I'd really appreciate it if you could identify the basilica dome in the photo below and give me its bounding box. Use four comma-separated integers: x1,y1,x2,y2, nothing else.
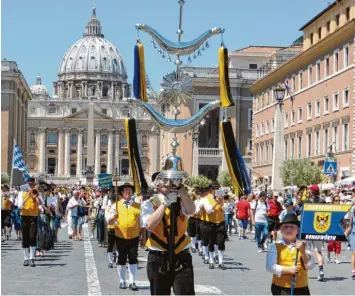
30,75,49,98
58,8,127,80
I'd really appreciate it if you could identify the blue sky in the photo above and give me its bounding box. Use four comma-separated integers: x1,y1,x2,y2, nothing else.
2,0,330,92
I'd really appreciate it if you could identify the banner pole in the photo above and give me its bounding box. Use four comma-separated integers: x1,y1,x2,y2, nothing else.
9,138,16,188
290,207,305,295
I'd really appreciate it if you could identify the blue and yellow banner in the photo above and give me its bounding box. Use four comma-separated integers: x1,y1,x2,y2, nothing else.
97,173,113,188
300,203,352,242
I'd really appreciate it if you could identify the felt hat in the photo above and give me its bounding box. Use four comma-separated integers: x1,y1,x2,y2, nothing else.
118,182,135,194
280,213,300,227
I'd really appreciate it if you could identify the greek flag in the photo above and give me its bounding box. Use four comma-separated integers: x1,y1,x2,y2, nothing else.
13,144,31,181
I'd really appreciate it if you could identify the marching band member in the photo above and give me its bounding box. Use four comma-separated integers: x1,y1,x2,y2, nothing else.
105,191,118,268
142,180,195,295
199,185,227,270
17,177,42,267
187,189,199,252
107,183,145,291
1,184,13,242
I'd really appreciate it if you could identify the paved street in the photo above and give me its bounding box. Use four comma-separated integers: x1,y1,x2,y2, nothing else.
1,224,354,295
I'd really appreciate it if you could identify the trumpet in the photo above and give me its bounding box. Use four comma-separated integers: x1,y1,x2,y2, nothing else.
29,188,39,198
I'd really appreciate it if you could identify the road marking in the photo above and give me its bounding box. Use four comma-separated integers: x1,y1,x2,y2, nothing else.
138,256,147,262
83,224,102,296
134,281,224,294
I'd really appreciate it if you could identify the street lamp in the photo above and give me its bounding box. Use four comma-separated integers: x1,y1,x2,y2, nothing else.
274,86,286,104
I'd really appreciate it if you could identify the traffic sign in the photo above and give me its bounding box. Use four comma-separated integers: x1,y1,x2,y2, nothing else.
324,161,337,176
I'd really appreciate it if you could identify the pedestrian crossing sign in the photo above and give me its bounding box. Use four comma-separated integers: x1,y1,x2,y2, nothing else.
324,161,337,176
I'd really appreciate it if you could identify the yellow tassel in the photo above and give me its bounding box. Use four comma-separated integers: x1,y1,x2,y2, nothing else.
138,44,148,102
125,118,141,194
220,121,242,195
219,46,234,107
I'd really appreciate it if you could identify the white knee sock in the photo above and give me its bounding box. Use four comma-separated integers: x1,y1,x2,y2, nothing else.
23,248,29,260
107,252,113,263
209,251,214,264
214,245,218,257
203,246,209,258
198,240,202,251
191,237,197,248
118,265,126,283
128,264,137,284
218,250,224,265
29,247,36,259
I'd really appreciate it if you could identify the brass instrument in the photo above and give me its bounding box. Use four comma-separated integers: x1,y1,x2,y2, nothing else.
29,188,39,198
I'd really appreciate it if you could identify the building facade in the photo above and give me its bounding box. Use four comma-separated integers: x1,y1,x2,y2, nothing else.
1,60,33,184
250,0,355,187
27,9,160,184
159,45,300,181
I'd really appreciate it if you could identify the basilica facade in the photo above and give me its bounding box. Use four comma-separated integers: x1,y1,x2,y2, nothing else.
27,9,160,184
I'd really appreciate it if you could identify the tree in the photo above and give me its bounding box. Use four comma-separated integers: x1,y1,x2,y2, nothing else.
217,170,232,188
189,175,212,189
280,158,323,187
1,173,10,185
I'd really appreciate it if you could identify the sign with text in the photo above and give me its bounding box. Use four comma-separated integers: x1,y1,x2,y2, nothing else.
300,203,352,241
97,173,113,188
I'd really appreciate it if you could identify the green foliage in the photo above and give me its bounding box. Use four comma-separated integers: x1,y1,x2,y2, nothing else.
217,170,232,187
189,175,212,189
280,158,323,187
1,173,10,185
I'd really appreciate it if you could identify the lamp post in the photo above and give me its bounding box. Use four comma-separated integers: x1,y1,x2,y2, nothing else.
192,125,199,176
271,86,286,193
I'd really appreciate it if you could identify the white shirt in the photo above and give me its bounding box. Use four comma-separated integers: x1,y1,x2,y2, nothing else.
196,196,215,214
106,198,143,228
141,194,190,251
17,191,43,211
266,240,316,277
68,197,82,216
251,200,269,223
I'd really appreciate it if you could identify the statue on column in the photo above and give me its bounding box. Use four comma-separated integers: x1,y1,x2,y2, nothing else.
96,84,101,99
77,87,82,98
115,86,121,100
108,86,113,99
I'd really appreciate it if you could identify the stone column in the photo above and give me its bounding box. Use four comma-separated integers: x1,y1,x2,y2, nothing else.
271,103,285,192
64,128,71,176
38,128,46,173
57,128,64,176
95,129,101,174
107,130,113,174
77,129,83,177
192,128,199,177
151,134,158,173
114,130,120,174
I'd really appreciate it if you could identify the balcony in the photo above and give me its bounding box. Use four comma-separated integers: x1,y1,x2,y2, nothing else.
198,148,222,166
46,142,57,147
182,66,259,80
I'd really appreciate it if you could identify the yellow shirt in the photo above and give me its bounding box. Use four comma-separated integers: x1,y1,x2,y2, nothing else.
2,196,12,210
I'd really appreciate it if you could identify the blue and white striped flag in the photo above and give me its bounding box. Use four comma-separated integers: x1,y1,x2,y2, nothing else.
13,144,31,181
284,80,295,101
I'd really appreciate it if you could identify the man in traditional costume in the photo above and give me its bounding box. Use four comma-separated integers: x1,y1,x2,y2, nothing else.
107,183,145,291
17,177,42,267
142,178,195,295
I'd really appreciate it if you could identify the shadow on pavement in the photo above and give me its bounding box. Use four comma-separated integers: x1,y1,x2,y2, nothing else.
35,263,67,267
309,276,348,281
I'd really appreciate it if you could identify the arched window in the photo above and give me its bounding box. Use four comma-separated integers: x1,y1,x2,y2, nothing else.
121,135,127,148
30,133,36,144
142,135,148,148
71,134,77,145
101,134,107,145
70,164,76,176
47,131,57,144
102,86,108,97
101,165,107,173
